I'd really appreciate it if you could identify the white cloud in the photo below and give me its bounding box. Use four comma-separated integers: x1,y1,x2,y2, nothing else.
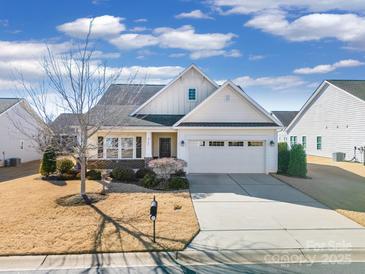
249,54,265,61
209,0,365,15
169,53,186,58
190,49,241,59
134,18,148,23
155,25,236,51
129,26,148,32
109,33,159,49
245,12,365,44
294,59,364,74
233,75,306,90
0,78,20,90
57,15,125,38
175,10,213,20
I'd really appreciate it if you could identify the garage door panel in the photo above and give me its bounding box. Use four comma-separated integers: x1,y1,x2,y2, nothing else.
188,140,265,173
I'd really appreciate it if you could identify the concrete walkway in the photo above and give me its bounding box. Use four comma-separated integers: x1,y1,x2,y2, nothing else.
188,174,365,251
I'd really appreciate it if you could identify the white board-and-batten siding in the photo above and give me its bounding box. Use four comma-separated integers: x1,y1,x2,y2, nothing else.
287,84,365,160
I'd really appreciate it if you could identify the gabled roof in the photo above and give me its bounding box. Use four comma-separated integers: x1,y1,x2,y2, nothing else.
327,80,365,102
130,64,219,116
286,80,365,133
0,98,21,115
174,81,282,128
51,113,80,134
271,111,299,127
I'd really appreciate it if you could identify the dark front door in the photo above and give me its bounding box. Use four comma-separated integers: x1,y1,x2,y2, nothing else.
159,138,171,158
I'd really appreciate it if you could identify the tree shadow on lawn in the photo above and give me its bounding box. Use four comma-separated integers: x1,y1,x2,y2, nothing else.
79,204,192,273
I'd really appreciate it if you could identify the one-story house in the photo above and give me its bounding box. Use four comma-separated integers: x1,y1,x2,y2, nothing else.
286,80,365,162
81,65,282,174
271,111,299,143
0,98,43,164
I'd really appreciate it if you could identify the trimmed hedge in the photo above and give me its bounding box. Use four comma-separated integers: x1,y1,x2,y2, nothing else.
288,144,307,178
135,167,155,179
86,169,102,180
111,167,136,182
142,173,159,189
278,142,290,174
168,177,189,190
57,159,74,175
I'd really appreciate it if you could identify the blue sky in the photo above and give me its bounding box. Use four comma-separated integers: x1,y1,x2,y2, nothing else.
1,0,365,112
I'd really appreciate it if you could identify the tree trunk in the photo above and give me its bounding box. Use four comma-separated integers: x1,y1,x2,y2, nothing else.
80,156,86,195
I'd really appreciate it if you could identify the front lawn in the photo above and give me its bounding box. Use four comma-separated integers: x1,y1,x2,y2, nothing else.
0,175,199,255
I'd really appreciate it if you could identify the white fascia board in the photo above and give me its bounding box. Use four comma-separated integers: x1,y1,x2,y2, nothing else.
0,99,21,117
175,126,281,130
173,80,281,127
286,80,328,134
130,64,219,116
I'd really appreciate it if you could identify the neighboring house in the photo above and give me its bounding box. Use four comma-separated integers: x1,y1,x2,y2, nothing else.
83,65,282,174
286,80,365,162
271,111,299,142
51,113,79,153
0,98,43,164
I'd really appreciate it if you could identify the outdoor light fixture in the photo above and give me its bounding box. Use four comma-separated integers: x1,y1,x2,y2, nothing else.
150,196,158,243
270,140,275,146
180,140,185,146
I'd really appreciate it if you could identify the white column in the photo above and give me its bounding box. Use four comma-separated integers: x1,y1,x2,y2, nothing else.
145,131,152,158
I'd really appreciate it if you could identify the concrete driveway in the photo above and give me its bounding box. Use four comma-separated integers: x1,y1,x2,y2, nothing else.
187,174,365,251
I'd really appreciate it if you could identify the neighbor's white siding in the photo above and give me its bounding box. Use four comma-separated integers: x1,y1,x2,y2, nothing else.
177,128,278,173
0,102,41,163
184,85,272,123
287,84,365,160
137,67,217,115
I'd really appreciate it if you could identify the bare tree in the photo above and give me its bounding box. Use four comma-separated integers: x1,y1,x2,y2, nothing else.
13,21,145,197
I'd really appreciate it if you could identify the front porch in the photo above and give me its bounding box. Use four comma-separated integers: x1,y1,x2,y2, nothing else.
88,130,177,169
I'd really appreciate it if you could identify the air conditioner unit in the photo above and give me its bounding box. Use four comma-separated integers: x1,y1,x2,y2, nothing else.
332,152,346,162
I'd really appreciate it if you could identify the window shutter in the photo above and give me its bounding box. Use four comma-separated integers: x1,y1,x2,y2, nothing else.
136,137,142,158
97,137,104,158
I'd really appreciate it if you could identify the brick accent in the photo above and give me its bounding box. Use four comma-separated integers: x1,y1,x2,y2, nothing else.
87,159,145,169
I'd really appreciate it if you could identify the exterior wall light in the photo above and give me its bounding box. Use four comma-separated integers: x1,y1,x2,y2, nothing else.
270,140,275,146
180,140,185,146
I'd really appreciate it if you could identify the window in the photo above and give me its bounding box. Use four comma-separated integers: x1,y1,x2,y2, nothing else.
199,141,206,146
121,138,133,158
316,136,322,150
20,140,24,150
136,137,142,158
302,136,307,149
188,88,196,101
209,141,224,147
290,136,297,146
248,141,264,147
228,141,244,147
97,137,104,158
105,138,118,159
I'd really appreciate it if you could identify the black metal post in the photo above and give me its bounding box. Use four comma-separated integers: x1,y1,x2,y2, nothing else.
153,219,156,243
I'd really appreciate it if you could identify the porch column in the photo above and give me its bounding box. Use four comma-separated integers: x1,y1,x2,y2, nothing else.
145,131,152,158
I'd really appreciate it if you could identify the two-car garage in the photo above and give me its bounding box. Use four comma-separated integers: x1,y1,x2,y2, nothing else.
187,139,267,174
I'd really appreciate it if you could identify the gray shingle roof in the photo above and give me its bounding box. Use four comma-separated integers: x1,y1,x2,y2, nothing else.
0,98,21,115
271,111,299,127
327,80,365,102
51,113,80,133
178,122,279,127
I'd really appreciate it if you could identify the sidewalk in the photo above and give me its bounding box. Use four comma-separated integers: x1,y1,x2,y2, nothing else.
1,248,365,272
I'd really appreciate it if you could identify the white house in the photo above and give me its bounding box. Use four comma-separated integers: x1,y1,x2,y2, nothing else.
0,98,43,164
271,111,299,143
76,65,282,174
286,80,365,162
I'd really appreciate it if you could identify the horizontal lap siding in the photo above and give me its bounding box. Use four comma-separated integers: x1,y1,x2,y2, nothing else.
288,85,365,160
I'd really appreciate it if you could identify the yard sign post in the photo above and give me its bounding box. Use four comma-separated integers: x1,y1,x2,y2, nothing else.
150,195,158,243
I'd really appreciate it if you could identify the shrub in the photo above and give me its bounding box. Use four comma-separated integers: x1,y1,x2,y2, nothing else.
288,144,307,178
168,177,189,190
142,173,159,189
86,169,102,180
40,147,57,177
135,167,155,179
57,159,74,175
173,169,186,177
111,167,135,182
148,158,187,180
278,142,290,174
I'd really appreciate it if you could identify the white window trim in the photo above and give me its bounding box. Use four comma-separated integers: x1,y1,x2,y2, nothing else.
104,136,138,160
316,136,322,150
302,136,307,149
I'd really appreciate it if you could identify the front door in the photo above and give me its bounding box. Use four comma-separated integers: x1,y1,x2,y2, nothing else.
159,138,171,158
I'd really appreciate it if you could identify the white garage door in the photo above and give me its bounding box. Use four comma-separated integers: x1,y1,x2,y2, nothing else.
188,140,266,173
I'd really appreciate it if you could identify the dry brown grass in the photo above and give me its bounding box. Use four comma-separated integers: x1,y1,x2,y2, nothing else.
0,175,199,255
